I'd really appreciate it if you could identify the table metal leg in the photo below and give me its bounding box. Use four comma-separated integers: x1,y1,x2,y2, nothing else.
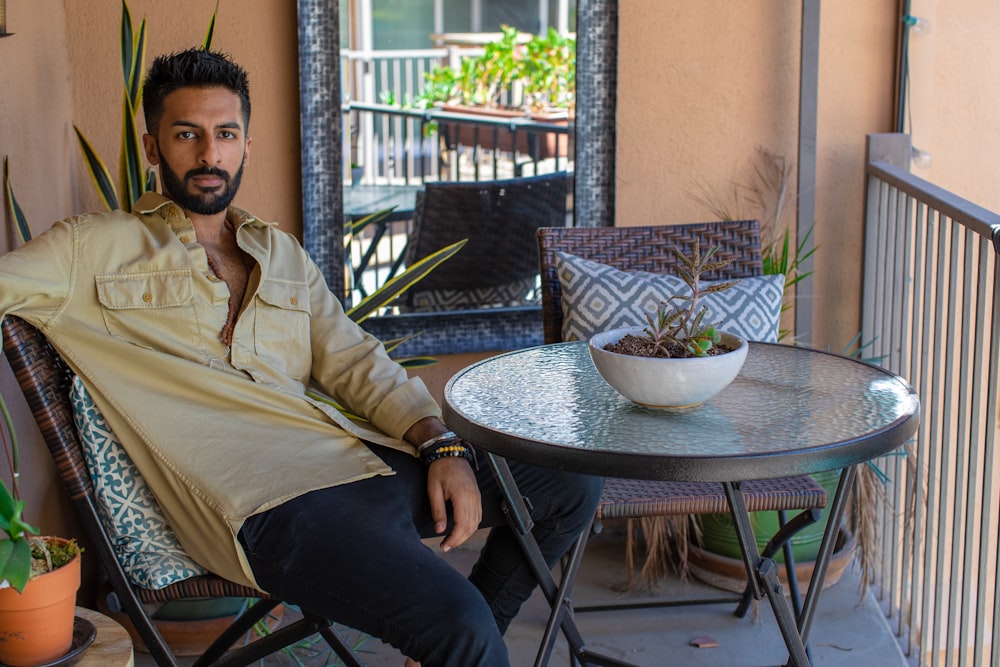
484,453,636,667
723,481,811,667
797,465,856,647
724,465,858,667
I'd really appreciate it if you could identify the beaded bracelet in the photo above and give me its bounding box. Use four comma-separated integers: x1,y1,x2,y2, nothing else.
421,442,475,466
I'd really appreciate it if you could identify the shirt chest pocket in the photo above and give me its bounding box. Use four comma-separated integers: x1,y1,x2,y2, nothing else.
254,279,312,381
96,271,202,354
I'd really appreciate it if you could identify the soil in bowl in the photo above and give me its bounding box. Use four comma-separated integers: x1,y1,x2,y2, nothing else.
602,333,738,358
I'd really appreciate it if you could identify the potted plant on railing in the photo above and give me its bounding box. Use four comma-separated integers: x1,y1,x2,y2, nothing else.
0,399,84,667
415,25,575,159
588,241,749,409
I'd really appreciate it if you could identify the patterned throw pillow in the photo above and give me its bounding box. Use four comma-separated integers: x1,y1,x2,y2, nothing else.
70,376,207,589
555,251,786,343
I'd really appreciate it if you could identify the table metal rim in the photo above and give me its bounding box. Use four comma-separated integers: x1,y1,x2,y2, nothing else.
442,342,921,482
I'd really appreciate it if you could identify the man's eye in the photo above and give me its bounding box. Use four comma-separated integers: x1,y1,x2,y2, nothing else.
178,131,196,139
219,131,237,139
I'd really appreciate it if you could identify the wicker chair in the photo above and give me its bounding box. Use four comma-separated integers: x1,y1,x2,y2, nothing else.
537,222,829,613
0,316,363,667
400,171,570,311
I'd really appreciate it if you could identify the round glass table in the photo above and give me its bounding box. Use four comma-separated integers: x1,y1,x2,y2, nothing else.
443,341,920,666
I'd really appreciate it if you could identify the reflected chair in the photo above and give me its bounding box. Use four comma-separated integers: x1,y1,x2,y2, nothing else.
536,222,829,614
1,316,364,667
400,171,570,311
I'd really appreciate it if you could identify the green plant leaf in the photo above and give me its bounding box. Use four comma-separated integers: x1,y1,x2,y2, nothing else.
127,14,147,111
120,91,147,210
119,0,135,101
202,1,219,50
348,207,396,237
3,157,31,244
346,239,467,323
0,538,32,593
394,356,438,369
74,126,120,211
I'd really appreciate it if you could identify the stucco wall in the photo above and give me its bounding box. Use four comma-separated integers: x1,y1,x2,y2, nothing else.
0,0,79,552
906,0,1000,213
63,1,303,235
617,1,898,351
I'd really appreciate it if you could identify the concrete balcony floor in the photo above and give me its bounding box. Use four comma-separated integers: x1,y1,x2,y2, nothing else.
133,526,908,667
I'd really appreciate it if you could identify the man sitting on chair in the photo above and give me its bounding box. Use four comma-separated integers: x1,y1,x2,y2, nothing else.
0,48,601,667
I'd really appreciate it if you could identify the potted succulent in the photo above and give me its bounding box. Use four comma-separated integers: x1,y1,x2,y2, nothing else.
0,401,83,667
588,242,748,409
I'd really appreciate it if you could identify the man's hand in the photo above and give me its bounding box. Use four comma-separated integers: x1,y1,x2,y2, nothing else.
426,456,481,552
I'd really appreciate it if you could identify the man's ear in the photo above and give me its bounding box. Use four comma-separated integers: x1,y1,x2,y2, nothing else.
243,135,252,167
142,134,159,165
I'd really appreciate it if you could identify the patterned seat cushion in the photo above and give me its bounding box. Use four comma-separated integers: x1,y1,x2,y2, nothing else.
70,376,207,589
554,251,785,343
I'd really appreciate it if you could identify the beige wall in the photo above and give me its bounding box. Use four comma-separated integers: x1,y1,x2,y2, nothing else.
62,1,303,235
906,0,1000,213
0,0,79,552
617,0,899,351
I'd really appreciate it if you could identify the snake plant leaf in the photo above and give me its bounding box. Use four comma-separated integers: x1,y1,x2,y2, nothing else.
74,126,119,212
347,239,467,323
120,92,145,210
129,18,147,112
380,332,422,354
348,207,395,238
394,356,438,369
2,157,31,244
202,1,219,50
119,0,135,101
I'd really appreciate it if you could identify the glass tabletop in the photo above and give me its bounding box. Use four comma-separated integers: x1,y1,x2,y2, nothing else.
443,341,920,482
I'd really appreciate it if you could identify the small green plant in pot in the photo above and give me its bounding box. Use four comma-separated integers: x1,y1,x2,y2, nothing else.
588,242,749,409
0,402,82,667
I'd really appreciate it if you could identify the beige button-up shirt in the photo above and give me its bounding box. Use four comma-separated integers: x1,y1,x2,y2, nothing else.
0,193,441,588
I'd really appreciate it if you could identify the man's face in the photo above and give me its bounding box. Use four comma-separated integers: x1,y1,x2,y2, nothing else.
142,86,251,216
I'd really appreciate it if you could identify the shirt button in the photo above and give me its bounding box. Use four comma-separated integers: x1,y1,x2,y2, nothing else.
142,292,152,303
180,235,191,243
290,297,298,306
207,275,219,282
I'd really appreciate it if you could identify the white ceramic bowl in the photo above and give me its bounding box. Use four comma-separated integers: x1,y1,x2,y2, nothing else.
588,326,749,408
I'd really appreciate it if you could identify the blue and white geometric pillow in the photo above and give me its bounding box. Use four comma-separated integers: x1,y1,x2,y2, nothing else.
554,251,786,343
70,376,207,589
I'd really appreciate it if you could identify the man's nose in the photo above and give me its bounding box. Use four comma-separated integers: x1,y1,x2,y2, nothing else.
198,137,222,165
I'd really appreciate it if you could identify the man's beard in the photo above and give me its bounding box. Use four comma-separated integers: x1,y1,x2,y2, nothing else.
157,149,244,215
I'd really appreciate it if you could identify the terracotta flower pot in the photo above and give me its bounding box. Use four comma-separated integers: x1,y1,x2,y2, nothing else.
0,537,81,667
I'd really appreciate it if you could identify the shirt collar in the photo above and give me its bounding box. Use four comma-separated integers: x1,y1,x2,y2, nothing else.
133,192,278,232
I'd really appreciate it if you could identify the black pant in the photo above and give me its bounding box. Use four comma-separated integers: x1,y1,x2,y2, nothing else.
238,443,603,667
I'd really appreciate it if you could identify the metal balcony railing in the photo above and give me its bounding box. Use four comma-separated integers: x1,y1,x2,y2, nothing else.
863,133,1000,666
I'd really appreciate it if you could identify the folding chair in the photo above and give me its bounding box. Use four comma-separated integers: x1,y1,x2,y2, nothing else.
537,222,829,615
1,316,364,667
400,171,570,311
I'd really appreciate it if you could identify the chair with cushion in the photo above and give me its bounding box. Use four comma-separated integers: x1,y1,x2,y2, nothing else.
537,221,829,614
400,171,570,311
1,315,364,667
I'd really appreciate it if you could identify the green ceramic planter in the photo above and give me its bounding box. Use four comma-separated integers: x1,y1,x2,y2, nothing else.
697,469,842,563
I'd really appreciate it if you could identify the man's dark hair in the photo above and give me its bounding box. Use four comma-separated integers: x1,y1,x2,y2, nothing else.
142,48,251,135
